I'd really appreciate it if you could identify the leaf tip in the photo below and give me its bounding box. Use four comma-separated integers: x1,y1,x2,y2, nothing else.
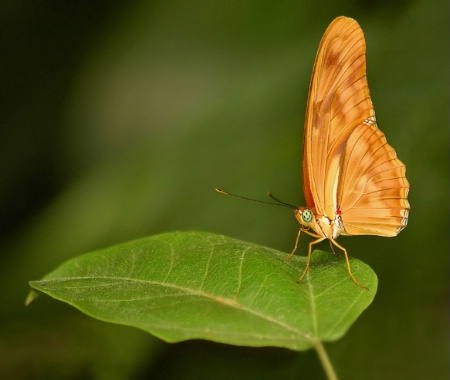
25,288,40,306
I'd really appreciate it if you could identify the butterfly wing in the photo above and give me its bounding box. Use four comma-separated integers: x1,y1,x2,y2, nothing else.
303,16,409,236
337,114,410,236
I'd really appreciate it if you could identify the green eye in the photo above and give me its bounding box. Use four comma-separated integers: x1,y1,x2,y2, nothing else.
302,209,313,223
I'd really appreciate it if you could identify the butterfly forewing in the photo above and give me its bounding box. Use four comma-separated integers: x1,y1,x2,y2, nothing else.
304,17,373,218
303,16,409,237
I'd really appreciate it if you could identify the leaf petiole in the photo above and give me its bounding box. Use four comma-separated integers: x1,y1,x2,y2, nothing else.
313,340,338,380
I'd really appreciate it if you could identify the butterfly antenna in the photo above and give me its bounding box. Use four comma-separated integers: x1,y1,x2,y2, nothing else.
267,192,297,208
215,188,296,209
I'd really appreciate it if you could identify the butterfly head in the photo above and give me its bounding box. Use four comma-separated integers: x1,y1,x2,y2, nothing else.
294,207,314,228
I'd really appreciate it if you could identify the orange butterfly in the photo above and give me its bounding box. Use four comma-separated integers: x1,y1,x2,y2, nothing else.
217,16,410,289
287,16,410,289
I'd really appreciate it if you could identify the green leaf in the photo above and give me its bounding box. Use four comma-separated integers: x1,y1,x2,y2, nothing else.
28,231,377,351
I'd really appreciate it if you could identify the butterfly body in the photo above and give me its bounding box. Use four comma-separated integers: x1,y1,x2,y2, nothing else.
294,207,345,240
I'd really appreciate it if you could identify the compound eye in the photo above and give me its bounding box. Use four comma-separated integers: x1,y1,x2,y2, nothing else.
302,208,313,223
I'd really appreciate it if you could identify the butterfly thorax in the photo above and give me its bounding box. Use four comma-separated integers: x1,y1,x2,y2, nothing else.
294,207,346,240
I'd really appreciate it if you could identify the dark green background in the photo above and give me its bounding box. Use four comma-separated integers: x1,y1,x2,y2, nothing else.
1,1,448,379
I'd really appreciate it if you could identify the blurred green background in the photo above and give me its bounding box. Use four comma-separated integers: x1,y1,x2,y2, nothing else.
1,1,448,379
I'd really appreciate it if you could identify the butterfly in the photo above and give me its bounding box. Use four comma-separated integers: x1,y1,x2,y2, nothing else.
285,16,410,289
217,16,410,289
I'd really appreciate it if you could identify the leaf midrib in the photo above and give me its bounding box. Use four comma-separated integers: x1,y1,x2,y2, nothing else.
34,275,313,341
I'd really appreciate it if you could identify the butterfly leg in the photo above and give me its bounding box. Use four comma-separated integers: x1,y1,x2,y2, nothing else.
283,228,303,261
296,237,325,283
328,240,337,255
284,227,322,262
330,239,368,290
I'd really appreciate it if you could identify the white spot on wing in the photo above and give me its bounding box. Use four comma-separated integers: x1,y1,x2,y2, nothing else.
363,115,376,126
398,209,409,233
